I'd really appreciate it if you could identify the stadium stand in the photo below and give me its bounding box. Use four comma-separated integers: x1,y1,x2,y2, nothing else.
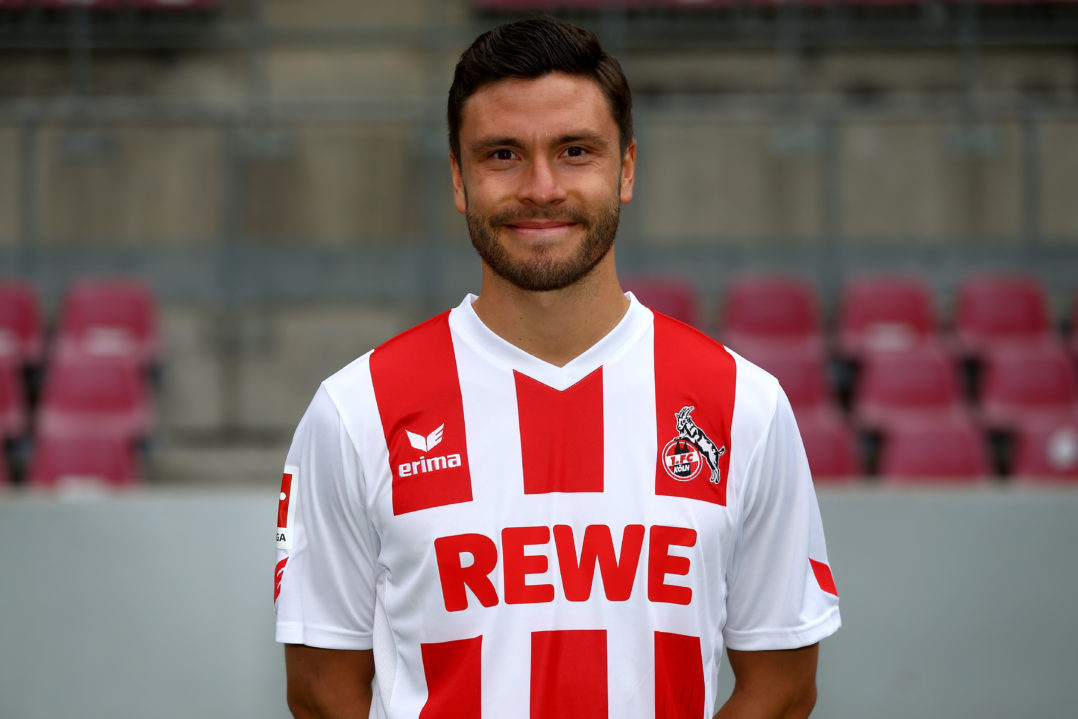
622,275,702,330
0,280,44,369
0,357,28,443
719,274,823,357
35,353,152,443
977,342,1078,433
54,278,160,370
1010,416,1078,482
836,274,937,360
795,411,862,483
953,274,1056,360
736,342,838,419
26,434,141,489
850,341,968,434
876,416,993,484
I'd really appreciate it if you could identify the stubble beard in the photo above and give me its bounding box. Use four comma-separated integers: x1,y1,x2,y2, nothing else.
466,199,621,293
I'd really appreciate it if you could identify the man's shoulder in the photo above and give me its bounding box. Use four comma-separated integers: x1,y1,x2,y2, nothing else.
322,309,455,399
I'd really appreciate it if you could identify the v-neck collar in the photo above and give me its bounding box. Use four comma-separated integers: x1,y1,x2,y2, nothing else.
448,292,653,391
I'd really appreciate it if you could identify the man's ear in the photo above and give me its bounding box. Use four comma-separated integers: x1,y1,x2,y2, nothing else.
450,152,468,215
619,139,637,205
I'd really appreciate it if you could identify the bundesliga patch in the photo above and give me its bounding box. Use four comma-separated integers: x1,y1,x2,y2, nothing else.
662,406,725,484
276,465,299,549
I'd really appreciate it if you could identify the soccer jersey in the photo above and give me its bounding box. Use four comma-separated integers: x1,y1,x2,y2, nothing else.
274,293,841,719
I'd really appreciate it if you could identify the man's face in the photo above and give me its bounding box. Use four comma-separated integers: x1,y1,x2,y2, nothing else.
451,73,636,292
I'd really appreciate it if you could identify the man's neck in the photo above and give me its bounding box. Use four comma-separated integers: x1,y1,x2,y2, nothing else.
470,257,630,368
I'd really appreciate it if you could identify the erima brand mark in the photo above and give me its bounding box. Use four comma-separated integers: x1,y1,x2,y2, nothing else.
407,424,444,452
662,406,725,484
399,423,461,477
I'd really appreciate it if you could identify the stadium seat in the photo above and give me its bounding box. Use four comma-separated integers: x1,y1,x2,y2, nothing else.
622,275,701,329
720,275,823,354
0,280,44,367
1070,288,1078,359
35,353,152,442
0,358,28,441
54,278,160,367
1010,416,1078,483
877,416,992,484
26,435,141,489
851,341,968,433
836,274,937,359
737,343,838,417
795,411,863,484
953,274,1055,358
978,342,1078,432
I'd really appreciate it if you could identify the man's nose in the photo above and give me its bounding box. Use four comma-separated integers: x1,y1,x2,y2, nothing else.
516,157,568,205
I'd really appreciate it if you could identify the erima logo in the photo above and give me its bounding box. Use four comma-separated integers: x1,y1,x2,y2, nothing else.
406,424,444,452
399,424,461,478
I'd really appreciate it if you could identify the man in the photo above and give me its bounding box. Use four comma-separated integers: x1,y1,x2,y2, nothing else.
275,16,840,719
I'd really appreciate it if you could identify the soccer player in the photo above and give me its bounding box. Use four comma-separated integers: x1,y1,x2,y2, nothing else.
275,16,840,719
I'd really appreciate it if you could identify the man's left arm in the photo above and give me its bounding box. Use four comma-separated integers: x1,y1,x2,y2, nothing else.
714,644,819,719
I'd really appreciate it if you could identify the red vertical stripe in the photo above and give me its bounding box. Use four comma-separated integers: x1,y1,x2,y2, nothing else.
370,312,473,516
419,636,483,719
654,632,705,719
530,630,608,719
515,368,604,494
653,314,737,507
277,472,293,529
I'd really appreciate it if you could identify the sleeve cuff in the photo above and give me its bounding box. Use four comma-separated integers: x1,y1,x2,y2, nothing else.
275,622,374,650
723,606,842,652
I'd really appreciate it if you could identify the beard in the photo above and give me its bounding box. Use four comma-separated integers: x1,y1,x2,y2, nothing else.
466,198,621,293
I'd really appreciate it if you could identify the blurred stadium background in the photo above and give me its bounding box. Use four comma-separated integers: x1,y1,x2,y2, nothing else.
1,0,1077,717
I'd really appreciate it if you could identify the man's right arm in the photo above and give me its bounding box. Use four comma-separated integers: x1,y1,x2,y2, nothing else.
285,645,375,719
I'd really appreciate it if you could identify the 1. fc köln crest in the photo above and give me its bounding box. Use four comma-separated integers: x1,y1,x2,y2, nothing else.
662,406,725,484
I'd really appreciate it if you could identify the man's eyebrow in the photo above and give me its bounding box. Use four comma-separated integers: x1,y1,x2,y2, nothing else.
467,137,523,156
555,131,610,148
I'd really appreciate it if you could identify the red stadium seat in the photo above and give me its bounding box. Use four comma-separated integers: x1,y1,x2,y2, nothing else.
737,343,837,416
836,274,937,359
851,342,967,433
720,275,823,354
1010,416,1078,483
0,358,28,441
622,276,702,329
877,417,992,484
36,354,152,442
0,280,44,367
795,411,863,484
1070,288,1078,360
26,435,141,489
978,343,1078,432
55,278,160,367
953,274,1055,358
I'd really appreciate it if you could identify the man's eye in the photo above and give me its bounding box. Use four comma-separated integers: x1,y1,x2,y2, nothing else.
564,146,587,158
493,149,515,161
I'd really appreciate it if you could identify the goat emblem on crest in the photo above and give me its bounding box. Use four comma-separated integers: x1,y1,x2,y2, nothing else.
662,406,725,484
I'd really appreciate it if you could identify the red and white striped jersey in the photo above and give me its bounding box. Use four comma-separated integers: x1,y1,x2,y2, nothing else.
275,293,840,719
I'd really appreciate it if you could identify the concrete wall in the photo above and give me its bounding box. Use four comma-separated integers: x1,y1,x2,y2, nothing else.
1,487,1075,719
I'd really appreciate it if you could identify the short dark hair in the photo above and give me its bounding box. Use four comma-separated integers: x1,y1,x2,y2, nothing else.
447,16,633,162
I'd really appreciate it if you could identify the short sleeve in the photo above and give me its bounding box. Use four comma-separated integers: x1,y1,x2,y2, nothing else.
722,388,841,651
274,384,379,650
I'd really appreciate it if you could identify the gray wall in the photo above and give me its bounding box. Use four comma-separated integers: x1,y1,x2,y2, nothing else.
1,487,1076,719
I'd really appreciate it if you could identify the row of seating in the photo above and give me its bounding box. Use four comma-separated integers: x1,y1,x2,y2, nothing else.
0,278,158,489
624,273,1078,483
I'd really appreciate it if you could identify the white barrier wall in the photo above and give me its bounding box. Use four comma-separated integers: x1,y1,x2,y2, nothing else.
1,486,1076,719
